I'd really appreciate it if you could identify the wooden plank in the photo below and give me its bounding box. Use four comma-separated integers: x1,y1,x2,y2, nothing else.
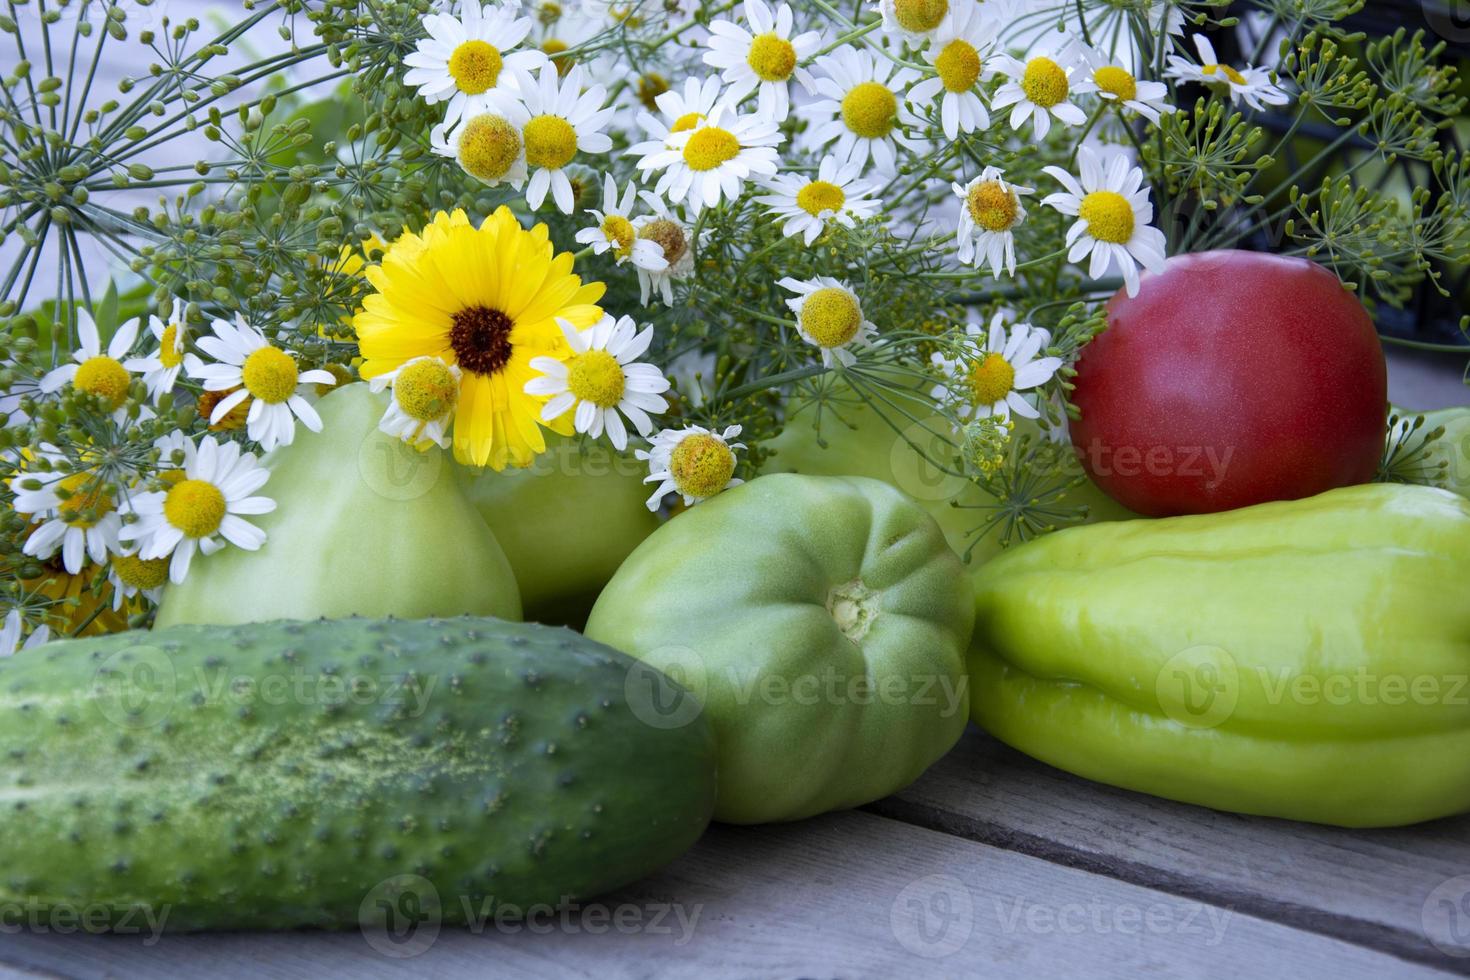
0,811,1448,979
876,726,1470,974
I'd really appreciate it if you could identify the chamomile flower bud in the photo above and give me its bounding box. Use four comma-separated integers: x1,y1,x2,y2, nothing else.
637,424,746,511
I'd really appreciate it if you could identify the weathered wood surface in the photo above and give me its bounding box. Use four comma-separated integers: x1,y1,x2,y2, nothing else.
0,806,1455,979
877,727,1470,974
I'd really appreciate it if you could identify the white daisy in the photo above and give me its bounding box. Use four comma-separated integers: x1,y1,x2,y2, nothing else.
805,45,921,173
754,155,881,245
526,314,671,450
39,308,141,421
631,192,698,307
633,102,783,213
952,166,1033,278
515,62,616,213
930,312,1062,422
1165,34,1290,111
1041,146,1168,297
184,316,338,452
12,451,123,575
627,75,728,155
576,175,669,271
990,43,1089,138
120,435,275,585
430,103,530,188
402,2,548,128
1073,44,1174,123
122,297,189,406
106,548,171,610
636,424,745,511
702,0,821,121
906,1,998,139
368,355,463,450
876,0,950,43
778,276,879,367
1,609,49,658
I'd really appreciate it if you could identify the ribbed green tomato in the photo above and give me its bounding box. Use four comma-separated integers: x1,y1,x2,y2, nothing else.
585,474,974,824
457,435,660,627
765,398,1136,566
155,383,520,626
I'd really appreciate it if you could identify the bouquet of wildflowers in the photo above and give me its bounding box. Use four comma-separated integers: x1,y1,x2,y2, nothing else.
1,0,1466,646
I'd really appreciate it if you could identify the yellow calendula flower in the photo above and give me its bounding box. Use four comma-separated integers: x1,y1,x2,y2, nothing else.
352,207,605,470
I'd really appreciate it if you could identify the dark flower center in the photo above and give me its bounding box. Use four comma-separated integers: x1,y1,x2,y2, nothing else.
450,305,514,375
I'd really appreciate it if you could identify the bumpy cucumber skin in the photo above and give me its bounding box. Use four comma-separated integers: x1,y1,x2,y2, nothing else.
0,617,716,930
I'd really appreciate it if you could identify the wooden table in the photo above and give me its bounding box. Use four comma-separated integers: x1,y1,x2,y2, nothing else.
2,725,1465,978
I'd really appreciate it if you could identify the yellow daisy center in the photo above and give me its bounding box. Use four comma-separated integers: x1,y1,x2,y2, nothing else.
637,73,669,111
841,81,897,139
241,346,299,404
670,434,736,499
1202,63,1247,86
111,553,170,592
523,115,578,170
602,214,636,257
448,40,504,95
164,479,227,539
539,2,563,25
969,353,1016,407
394,359,458,422
936,39,981,93
682,126,741,171
566,349,626,408
542,38,572,75
56,472,114,529
966,180,1019,232
639,218,688,266
457,113,523,182
1094,65,1138,102
159,323,184,369
449,305,515,377
892,0,947,33
800,287,862,348
1021,57,1069,108
1079,190,1136,244
747,33,797,82
670,111,704,133
796,180,846,217
74,356,130,409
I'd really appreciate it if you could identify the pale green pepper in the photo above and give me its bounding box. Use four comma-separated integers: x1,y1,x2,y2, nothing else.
967,482,1470,828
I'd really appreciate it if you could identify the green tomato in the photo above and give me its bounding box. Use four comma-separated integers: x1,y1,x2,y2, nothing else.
457,435,661,627
155,383,520,627
585,473,974,824
764,397,1136,567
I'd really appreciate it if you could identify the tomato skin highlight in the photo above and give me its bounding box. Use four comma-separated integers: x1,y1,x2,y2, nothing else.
1069,250,1388,516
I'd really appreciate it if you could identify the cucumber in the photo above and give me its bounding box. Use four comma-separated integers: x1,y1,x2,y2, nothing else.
0,617,717,931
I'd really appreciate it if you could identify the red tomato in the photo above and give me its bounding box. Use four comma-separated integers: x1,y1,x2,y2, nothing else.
1069,250,1387,516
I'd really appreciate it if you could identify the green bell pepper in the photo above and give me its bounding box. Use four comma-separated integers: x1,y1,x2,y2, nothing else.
967,482,1470,828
